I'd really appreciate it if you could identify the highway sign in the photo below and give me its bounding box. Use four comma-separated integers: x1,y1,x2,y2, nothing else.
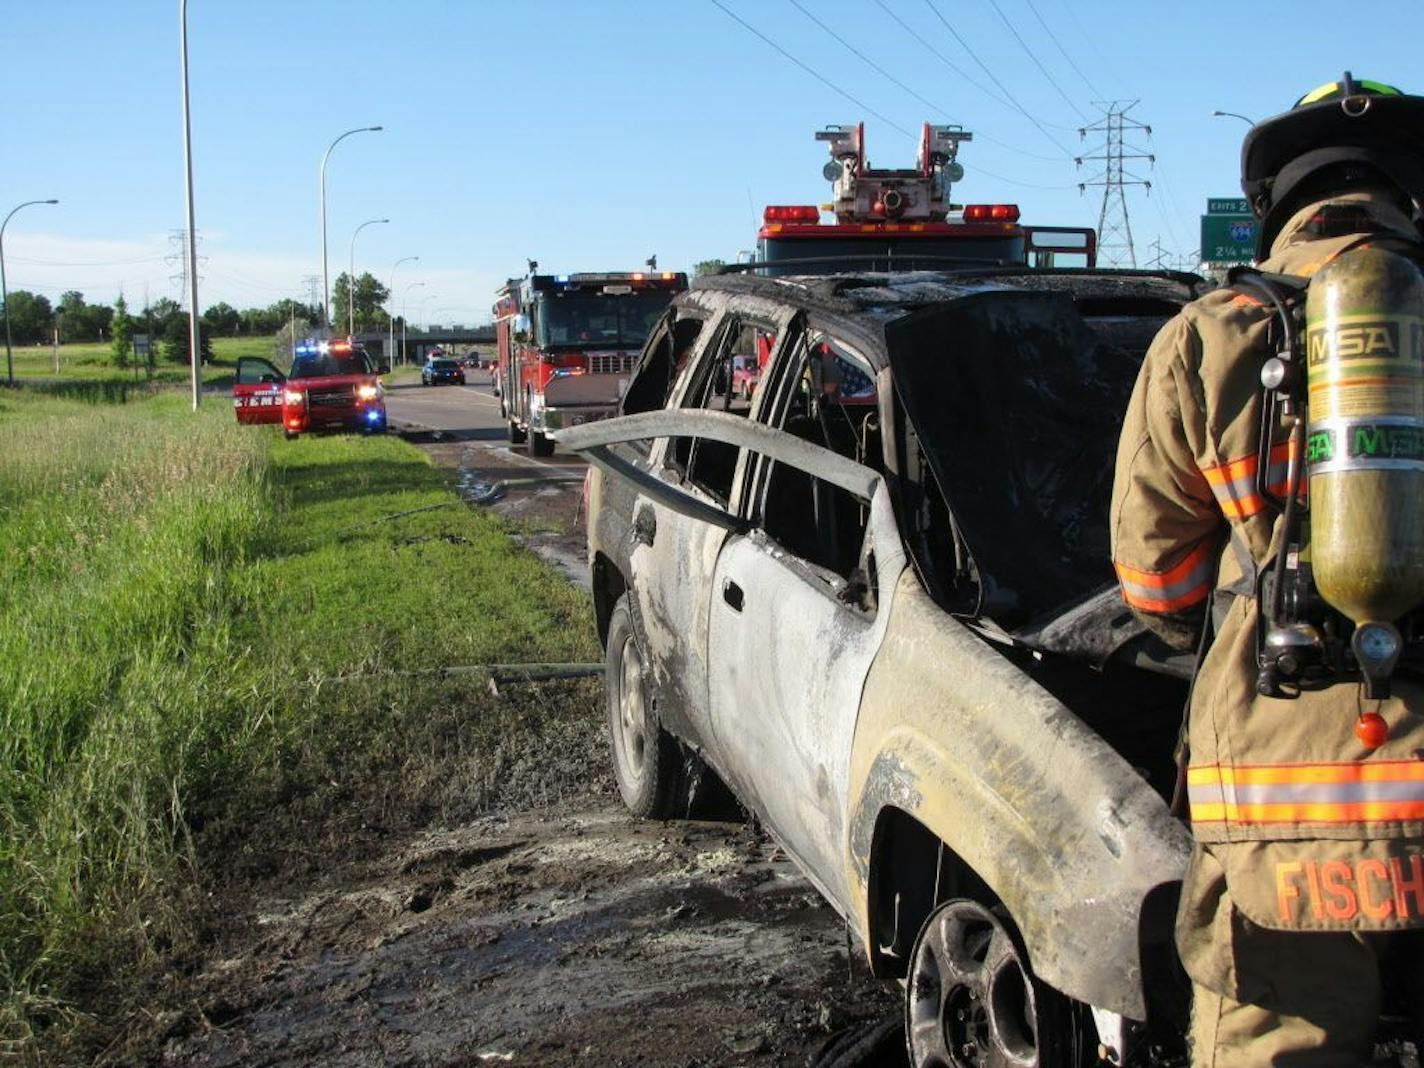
1201,213,1256,265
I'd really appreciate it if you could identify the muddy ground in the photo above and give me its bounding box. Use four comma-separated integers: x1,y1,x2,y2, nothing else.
156,435,901,1067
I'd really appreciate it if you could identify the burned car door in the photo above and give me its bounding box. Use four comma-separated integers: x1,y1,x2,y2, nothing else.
564,398,904,840
608,306,792,748
707,330,896,916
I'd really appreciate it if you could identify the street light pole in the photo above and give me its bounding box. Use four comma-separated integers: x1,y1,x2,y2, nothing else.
388,255,418,366
1,198,58,387
319,124,382,331
1212,110,1254,126
178,0,202,409
347,217,388,337
401,281,425,366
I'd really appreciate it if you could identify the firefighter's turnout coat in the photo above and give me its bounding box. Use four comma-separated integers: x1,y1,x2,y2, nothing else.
1111,191,1424,996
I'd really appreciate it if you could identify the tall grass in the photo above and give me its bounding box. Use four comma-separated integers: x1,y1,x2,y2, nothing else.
0,388,597,1058
0,393,268,1048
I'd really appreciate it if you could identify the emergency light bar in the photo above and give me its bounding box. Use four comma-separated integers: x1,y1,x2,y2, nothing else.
566,272,684,285
293,337,357,357
764,205,821,224
962,204,1021,223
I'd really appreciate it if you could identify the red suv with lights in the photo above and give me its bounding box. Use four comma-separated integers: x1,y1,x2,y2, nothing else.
232,338,389,439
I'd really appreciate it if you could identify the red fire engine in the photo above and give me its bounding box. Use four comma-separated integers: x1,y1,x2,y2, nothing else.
754,122,1097,275
493,270,688,456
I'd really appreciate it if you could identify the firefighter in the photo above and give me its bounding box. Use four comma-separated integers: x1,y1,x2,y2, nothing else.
1111,76,1424,1065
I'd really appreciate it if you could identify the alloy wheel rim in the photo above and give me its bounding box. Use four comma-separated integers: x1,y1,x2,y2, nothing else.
907,901,1040,1068
616,633,648,787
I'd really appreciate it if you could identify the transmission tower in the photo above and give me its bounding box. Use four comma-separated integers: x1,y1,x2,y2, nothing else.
1076,101,1154,267
165,228,206,307
301,275,322,316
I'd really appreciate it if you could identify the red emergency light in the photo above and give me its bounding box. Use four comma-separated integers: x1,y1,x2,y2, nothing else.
962,204,1021,223
763,205,821,224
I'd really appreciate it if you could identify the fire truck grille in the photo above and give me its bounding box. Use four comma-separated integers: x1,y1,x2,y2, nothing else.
308,386,354,408
586,353,637,376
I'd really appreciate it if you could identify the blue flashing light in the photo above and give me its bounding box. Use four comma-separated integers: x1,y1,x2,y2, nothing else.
295,339,320,357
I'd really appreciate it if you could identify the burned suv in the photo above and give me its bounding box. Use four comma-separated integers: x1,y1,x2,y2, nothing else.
564,267,1206,1067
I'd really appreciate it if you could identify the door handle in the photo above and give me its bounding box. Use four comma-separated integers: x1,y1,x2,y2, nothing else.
633,505,657,547
722,578,744,613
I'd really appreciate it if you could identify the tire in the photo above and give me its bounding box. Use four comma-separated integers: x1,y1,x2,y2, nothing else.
529,429,555,457
508,418,527,445
283,429,299,441
605,596,684,819
905,900,1092,1068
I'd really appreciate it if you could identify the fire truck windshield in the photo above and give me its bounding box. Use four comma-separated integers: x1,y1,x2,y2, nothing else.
758,234,1026,276
536,292,667,349
289,351,374,378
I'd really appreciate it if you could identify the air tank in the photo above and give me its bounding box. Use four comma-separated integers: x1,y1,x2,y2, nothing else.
1305,247,1424,625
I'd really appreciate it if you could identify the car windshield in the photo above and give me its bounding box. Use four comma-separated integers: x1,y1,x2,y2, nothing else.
758,235,1025,276
536,292,668,349
886,290,1166,626
289,351,373,378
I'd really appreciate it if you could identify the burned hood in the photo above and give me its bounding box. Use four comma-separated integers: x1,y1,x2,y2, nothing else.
885,289,1144,628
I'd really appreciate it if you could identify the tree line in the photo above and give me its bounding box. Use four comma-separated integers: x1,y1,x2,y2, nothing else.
3,272,396,366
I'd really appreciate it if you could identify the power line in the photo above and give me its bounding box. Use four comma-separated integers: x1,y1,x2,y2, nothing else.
707,0,913,139
1056,0,1130,96
782,0,1069,188
7,253,166,267
921,0,1073,154
984,0,1087,120
867,3,1015,124
792,0,1066,164
1023,0,1102,99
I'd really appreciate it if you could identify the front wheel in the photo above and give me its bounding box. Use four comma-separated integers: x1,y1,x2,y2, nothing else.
906,900,1090,1068
605,597,684,819
528,428,555,457
283,429,299,441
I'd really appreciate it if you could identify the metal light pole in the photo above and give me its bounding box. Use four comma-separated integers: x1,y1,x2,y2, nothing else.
178,0,202,409
1,198,58,387
1212,110,1254,126
319,124,382,330
388,255,418,366
401,281,425,365
417,293,437,330
347,217,388,337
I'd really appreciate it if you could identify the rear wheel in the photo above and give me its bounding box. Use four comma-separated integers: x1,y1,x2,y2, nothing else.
906,900,1089,1068
529,429,555,457
605,596,683,818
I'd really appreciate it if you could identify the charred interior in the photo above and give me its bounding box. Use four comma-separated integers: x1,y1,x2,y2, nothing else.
879,283,1198,800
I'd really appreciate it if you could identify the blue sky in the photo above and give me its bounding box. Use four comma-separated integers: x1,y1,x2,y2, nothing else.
4,0,1420,324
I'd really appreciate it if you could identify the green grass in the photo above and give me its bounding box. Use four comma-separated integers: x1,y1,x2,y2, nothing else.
0,390,598,1059
8,335,279,390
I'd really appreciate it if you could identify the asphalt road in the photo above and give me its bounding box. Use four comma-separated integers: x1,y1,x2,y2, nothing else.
383,372,582,467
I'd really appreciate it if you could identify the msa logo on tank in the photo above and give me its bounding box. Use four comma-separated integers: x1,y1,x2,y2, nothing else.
1307,422,1424,464
1305,315,1422,365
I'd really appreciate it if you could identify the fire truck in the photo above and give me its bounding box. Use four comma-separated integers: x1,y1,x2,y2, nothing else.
754,122,1097,275
493,270,688,456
